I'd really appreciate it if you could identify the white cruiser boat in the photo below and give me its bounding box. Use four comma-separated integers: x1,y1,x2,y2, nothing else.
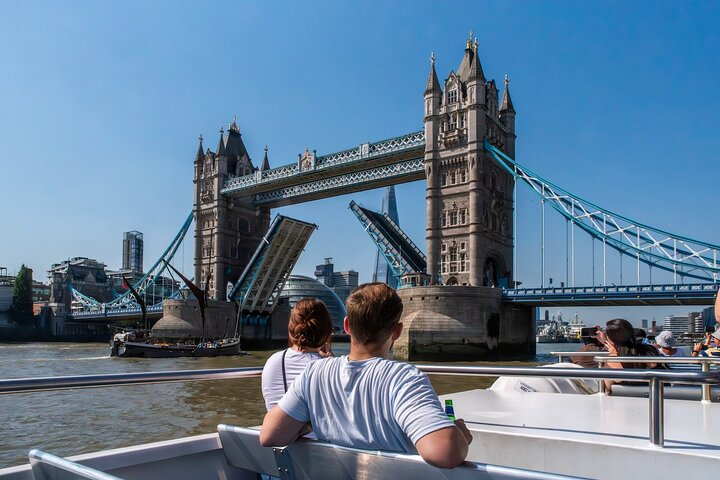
0,357,718,480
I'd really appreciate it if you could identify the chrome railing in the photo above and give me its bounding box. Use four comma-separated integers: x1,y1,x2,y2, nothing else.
550,351,610,363
0,367,263,394
595,356,720,403
1,364,718,448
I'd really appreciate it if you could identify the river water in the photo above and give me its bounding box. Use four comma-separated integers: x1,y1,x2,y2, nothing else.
0,342,579,468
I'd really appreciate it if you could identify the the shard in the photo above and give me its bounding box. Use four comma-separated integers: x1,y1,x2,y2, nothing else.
372,186,399,289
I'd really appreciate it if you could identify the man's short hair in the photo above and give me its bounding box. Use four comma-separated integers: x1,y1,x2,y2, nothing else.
345,282,403,345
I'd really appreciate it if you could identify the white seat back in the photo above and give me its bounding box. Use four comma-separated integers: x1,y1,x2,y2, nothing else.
28,450,123,480
217,424,583,480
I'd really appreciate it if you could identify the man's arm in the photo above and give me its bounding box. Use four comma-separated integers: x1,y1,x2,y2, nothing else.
414,419,471,468
259,405,308,447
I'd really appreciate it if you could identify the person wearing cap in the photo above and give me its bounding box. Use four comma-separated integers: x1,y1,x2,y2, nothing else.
654,331,687,357
691,330,720,357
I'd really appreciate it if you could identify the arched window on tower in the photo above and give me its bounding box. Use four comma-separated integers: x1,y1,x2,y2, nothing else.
448,89,458,104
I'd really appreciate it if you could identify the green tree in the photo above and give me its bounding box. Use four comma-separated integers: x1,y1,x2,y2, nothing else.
9,264,34,326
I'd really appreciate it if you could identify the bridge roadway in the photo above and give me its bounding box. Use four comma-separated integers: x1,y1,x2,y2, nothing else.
503,283,719,307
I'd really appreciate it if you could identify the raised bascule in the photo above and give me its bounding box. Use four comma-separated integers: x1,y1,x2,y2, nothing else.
60,34,720,359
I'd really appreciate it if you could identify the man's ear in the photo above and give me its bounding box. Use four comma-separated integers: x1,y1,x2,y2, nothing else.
391,322,403,340
343,316,351,335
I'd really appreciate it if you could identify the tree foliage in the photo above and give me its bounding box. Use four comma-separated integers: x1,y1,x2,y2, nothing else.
9,264,34,325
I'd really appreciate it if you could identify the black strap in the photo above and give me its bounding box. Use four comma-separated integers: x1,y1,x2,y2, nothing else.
281,348,288,393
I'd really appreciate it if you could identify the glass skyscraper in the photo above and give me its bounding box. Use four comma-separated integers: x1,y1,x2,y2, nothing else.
372,186,399,289
122,231,144,273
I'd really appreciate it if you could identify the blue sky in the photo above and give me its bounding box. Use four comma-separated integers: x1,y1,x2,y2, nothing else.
1,1,718,324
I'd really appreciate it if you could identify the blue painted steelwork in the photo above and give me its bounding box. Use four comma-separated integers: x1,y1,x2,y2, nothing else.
254,159,424,207
503,283,719,307
221,131,425,197
485,140,720,284
229,215,317,332
69,212,193,314
69,304,164,319
350,201,426,282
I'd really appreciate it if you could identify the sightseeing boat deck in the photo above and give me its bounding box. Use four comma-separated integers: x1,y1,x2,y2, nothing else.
0,358,718,480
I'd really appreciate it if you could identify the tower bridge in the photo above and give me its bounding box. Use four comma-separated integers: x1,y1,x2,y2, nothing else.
64,34,719,359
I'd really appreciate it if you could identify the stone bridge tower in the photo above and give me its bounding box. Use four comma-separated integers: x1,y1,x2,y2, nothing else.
424,35,516,288
193,118,271,300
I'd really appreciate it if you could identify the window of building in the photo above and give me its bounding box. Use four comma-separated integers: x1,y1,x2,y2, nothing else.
441,173,447,186
460,209,466,225
450,171,456,184
460,113,466,129
441,255,447,273
449,251,458,273
449,210,458,226
461,169,467,183
441,213,447,227
460,253,467,272
460,241,466,250
449,114,457,130
448,89,458,104
441,243,447,252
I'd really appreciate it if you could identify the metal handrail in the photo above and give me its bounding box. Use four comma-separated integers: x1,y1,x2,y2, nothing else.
0,367,263,395
595,356,720,403
2,364,719,448
550,351,610,363
417,365,720,448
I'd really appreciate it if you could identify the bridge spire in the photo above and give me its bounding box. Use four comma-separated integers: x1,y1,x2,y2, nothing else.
500,74,515,113
261,145,270,171
216,127,226,156
467,37,485,82
425,52,441,95
195,134,204,163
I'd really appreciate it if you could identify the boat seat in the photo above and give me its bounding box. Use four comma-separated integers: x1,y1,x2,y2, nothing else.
217,424,581,480
611,384,720,401
28,450,123,480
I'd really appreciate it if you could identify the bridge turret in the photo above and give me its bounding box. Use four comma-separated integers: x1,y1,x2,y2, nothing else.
194,117,270,300
423,33,514,288
194,134,204,164
261,145,270,171
424,52,443,283
216,127,226,156
499,75,516,158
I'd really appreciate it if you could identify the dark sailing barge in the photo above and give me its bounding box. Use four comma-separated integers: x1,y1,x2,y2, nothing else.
110,265,244,358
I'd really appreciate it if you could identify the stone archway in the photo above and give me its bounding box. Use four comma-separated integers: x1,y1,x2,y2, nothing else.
446,276,459,286
483,257,498,287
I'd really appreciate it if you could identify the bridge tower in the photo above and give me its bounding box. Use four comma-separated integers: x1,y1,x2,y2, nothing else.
193,119,271,300
424,35,516,288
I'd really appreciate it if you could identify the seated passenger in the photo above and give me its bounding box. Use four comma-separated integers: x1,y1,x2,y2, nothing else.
634,328,653,345
654,330,687,357
261,298,333,410
599,318,662,393
260,282,472,469
692,329,720,357
570,327,606,368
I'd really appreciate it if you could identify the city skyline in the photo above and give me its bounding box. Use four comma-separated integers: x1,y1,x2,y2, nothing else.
1,1,719,325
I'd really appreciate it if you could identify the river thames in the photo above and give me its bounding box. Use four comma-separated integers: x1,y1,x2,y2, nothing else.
0,342,580,467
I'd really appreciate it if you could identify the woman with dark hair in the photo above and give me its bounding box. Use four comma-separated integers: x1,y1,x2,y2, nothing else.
261,298,333,410
598,318,662,393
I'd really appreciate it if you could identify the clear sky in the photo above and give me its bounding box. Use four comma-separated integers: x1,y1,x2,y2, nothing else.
1,1,718,324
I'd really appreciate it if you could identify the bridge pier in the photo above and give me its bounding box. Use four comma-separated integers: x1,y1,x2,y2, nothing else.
393,285,534,361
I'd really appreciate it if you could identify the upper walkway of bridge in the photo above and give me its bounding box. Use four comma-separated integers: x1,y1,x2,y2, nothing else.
221,131,425,205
